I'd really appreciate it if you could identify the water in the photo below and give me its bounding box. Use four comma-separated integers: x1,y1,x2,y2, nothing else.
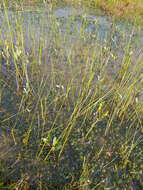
0,4,143,79
0,5,143,51
1,5,143,91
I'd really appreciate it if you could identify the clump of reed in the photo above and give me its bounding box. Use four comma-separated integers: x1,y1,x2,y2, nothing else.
0,0,143,189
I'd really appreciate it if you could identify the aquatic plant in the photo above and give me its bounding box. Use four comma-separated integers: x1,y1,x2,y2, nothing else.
0,0,143,189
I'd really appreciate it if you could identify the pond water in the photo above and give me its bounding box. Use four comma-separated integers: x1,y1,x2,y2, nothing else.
0,5,143,53
1,4,143,93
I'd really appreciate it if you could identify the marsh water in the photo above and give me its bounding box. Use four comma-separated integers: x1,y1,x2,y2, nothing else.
1,4,143,105
0,4,143,122
0,4,143,54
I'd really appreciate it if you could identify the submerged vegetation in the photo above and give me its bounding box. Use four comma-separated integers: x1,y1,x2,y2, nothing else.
0,0,143,189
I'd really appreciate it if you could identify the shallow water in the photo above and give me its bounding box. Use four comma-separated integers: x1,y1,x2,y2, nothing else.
1,5,143,89
0,5,143,51
0,4,143,87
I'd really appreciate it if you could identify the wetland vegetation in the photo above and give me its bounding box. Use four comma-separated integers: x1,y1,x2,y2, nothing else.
0,0,143,189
